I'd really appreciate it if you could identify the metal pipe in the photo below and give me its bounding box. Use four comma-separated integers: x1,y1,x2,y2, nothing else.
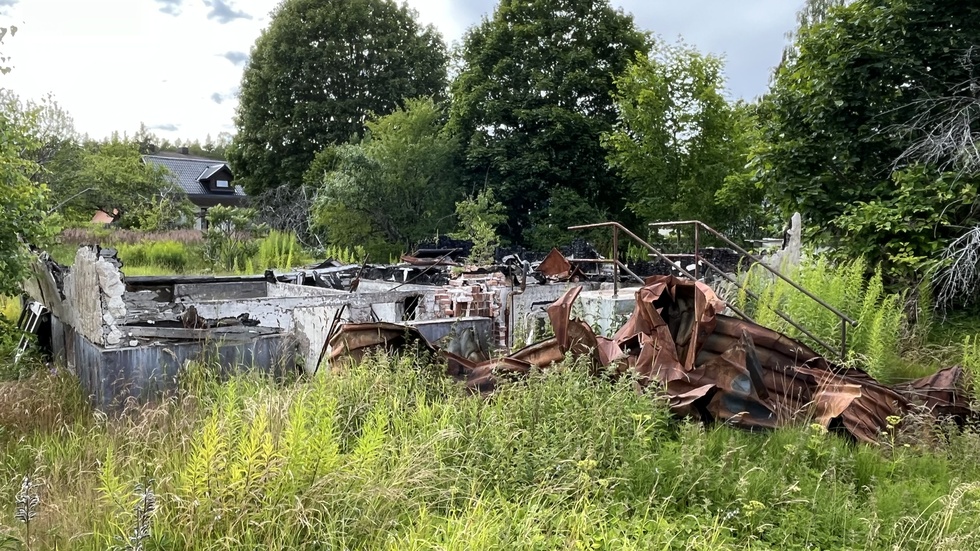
690,221,857,326
612,224,619,297
616,260,646,285
840,321,848,359
694,222,700,280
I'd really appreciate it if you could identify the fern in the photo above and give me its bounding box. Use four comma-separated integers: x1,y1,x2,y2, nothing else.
961,335,980,404
180,413,227,503
352,407,388,470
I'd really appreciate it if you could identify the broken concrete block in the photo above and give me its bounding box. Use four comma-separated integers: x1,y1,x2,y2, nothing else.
96,261,126,298
106,295,127,319
105,328,123,346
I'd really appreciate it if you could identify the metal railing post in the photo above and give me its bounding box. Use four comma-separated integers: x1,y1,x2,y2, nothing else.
612,224,619,297
693,222,700,279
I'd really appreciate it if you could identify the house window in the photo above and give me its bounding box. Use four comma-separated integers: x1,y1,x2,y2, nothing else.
215,179,230,188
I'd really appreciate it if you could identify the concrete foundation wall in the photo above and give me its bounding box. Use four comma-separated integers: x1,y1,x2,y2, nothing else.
578,287,639,337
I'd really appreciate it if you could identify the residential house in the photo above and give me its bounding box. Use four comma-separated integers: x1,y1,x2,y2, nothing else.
142,148,246,229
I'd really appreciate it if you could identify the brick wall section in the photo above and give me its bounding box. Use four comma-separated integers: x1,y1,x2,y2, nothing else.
432,272,510,349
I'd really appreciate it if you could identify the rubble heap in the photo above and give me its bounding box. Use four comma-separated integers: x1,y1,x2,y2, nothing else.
328,275,976,443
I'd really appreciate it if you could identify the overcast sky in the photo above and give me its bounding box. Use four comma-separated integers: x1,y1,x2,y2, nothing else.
0,0,802,142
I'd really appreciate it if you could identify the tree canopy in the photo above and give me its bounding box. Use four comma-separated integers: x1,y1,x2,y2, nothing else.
757,0,980,278
69,138,178,226
229,0,449,195
311,98,460,258
0,28,51,296
604,42,760,237
450,0,647,245
0,101,49,296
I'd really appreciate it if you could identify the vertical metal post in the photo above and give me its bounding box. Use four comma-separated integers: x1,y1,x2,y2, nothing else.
840,321,848,361
612,224,619,297
693,222,700,279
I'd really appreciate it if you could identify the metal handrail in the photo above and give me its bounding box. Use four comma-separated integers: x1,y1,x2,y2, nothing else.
649,220,856,359
568,221,701,297
649,221,856,325
567,220,855,360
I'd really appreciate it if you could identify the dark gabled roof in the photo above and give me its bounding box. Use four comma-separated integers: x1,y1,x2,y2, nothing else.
143,154,246,197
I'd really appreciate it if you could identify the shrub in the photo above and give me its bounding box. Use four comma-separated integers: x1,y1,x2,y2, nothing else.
1,295,20,324
203,206,267,272
145,241,189,272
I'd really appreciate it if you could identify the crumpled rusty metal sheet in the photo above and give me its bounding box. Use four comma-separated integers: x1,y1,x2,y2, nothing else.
537,248,572,279
326,276,977,443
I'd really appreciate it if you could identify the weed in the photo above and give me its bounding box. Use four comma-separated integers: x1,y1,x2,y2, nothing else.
0,353,978,548
735,256,906,380
14,474,39,547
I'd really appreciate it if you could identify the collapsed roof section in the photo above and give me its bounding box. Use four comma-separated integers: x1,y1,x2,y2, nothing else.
327,277,978,443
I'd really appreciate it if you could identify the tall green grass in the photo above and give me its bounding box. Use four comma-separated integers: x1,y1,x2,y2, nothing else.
0,296,19,324
55,230,316,276
1,355,979,549
324,243,368,265
117,240,191,273
255,230,313,270
734,256,906,380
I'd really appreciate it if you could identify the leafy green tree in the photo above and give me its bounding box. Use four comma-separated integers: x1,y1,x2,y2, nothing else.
450,0,647,244
311,98,460,258
780,0,854,65
71,138,177,225
715,102,782,239
451,188,507,265
0,107,49,296
203,205,268,272
0,90,83,216
758,0,980,280
604,43,757,237
229,0,448,195
131,185,197,232
0,27,52,296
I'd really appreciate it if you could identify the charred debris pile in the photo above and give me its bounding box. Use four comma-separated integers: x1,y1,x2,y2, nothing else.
20,238,975,444
329,277,978,444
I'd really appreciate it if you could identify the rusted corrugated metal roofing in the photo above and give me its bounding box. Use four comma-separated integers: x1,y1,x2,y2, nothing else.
327,276,976,443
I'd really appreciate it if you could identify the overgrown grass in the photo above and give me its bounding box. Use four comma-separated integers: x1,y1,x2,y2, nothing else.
735,256,909,380
0,296,18,324
117,240,192,273
255,229,313,270
52,228,317,276
1,355,979,549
